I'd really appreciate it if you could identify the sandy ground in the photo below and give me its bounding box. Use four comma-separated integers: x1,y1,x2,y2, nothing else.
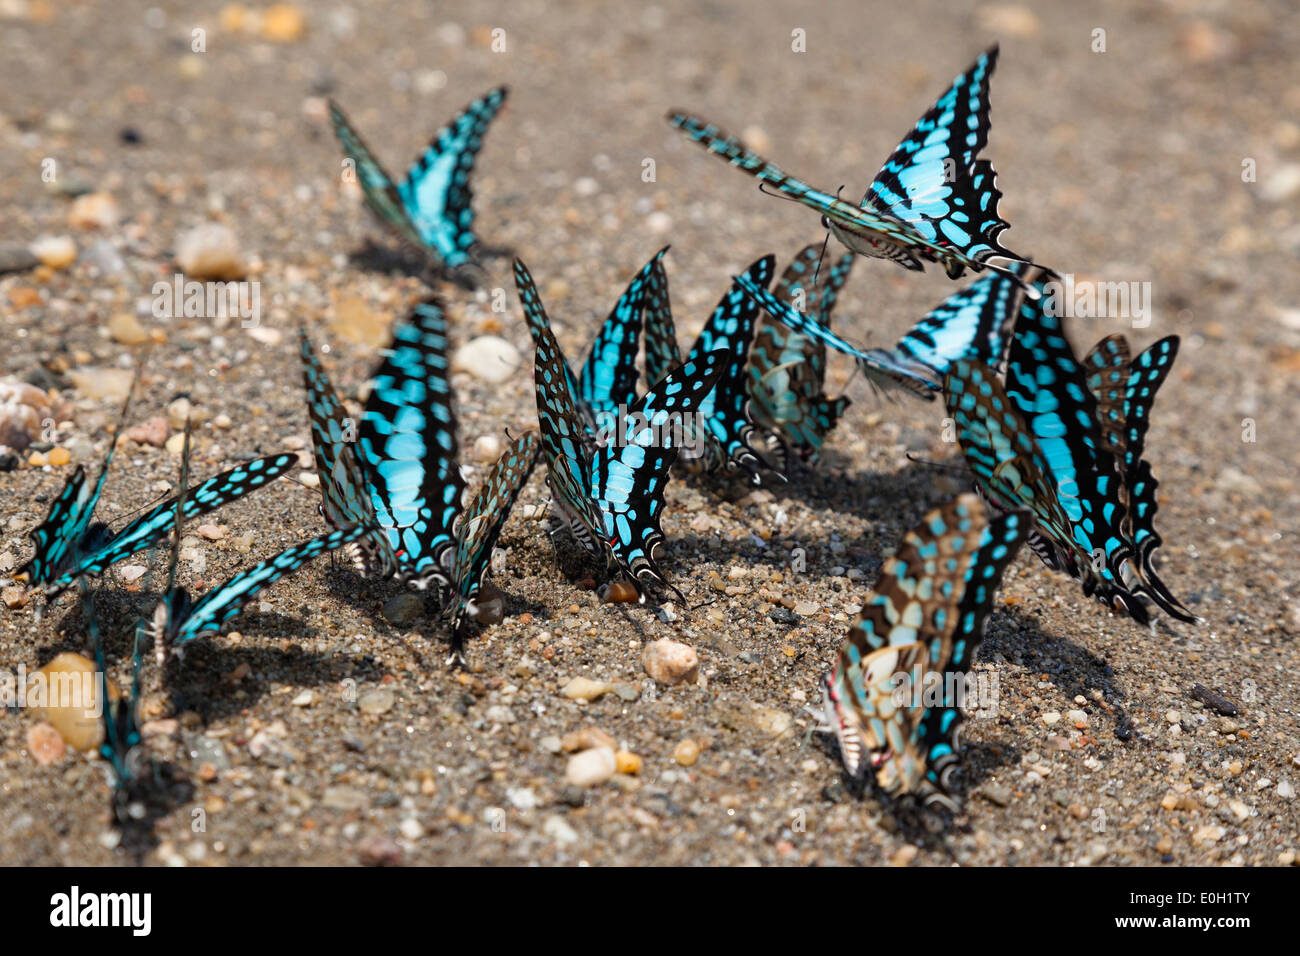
1,0,1298,866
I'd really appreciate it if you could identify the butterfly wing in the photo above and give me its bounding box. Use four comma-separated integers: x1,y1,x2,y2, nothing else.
822,494,1024,805
328,99,429,252
591,350,724,596
447,431,541,656
171,525,372,647
678,254,776,476
358,298,465,590
735,271,935,399
46,453,299,597
517,259,606,553
1082,334,1132,462
863,46,1026,278
299,329,396,576
397,86,508,270
578,248,668,432
642,250,684,387
749,245,855,462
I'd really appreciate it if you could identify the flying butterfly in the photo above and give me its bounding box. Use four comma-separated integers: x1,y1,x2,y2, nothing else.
517,258,724,600
668,47,1034,291
329,87,509,287
819,494,1025,809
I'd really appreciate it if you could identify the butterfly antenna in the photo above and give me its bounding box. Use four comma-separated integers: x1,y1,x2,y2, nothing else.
811,230,832,288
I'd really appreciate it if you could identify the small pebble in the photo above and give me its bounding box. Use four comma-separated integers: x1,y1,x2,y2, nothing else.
602,579,640,604
358,689,395,715
175,223,245,280
642,639,699,685
29,235,77,269
27,723,66,765
124,416,169,447
561,677,612,701
108,312,149,345
542,815,579,845
452,336,521,384
357,834,402,866
472,434,501,463
673,738,700,767
566,746,616,787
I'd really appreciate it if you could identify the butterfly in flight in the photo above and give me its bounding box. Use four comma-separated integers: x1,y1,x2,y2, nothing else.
640,251,778,480
734,259,1050,400
329,87,509,288
517,258,724,601
669,47,1035,292
819,494,1025,810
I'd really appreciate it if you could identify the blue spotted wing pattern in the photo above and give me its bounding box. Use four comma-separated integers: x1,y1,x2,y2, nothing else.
45,453,298,597
668,47,1032,289
329,87,508,283
358,298,465,591
820,494,1025,808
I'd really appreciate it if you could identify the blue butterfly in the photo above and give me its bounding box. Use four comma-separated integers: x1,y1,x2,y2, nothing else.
669,47,1033,290
329,87,508,286
734,260,1049,400
1082,334,1194,622
36,448,298,599
819,494,1025,809
18,385,135,587
303,299,540,661
746,244,855,465
640,253,778,478
147,423,375,663
445,430,540,663
517,258,724,600
356,299,466,591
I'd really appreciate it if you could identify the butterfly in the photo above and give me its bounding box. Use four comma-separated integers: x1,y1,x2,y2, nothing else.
820,493,1025,808
1082,333,1194,622
559,247,668,437
356,298,466,591
640,252,778,478
517,258,724,600
148,423,375,663
329,87,508,287
734,260,1050,400
35,443,297,599
746,244,855,465
668,47,1033,291
18,384,135,588
444,429,540,664
304,300,540,661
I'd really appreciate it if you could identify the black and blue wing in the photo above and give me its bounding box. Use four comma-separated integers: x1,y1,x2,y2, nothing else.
397,86,509,270
46,453,299,597
591,350,724,597
447,431,540,659
169,525,373,648
358,298,465,590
